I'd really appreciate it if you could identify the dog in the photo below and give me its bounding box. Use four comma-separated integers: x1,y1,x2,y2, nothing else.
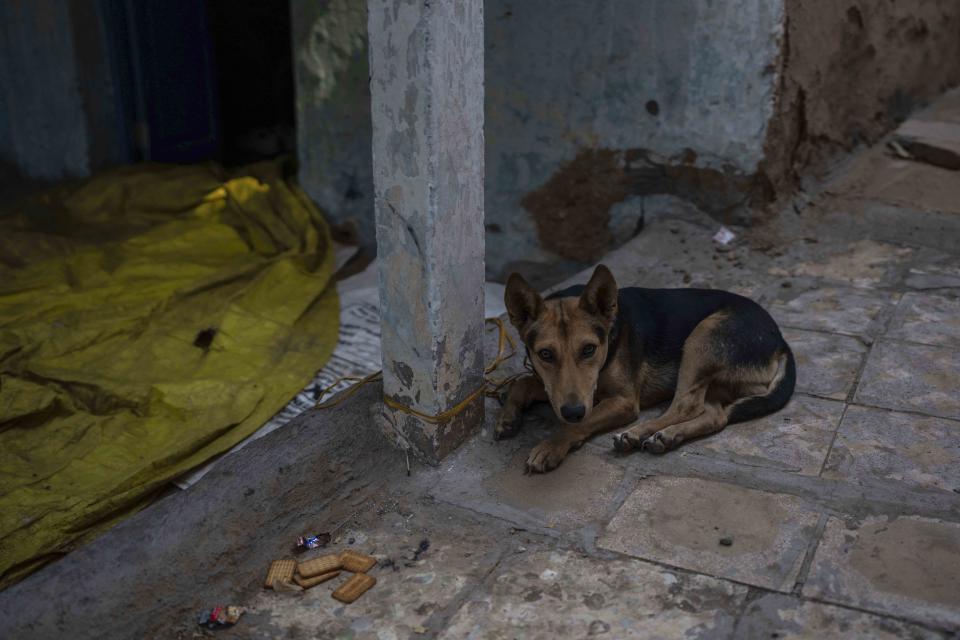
497,264,795,473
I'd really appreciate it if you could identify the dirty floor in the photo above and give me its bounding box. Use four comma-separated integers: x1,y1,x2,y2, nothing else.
3,94,960,639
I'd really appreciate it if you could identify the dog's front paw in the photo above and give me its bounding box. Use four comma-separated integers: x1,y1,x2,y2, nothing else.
494,409,523,440
641,430,676,454
612,431,640,452
525,438,570,473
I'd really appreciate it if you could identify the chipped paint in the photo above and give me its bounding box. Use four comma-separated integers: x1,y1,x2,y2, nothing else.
369,0,485,463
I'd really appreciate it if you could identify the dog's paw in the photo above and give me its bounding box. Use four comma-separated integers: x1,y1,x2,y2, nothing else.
612,431,638,452
525,439,570,473
494,411,523,441
641,431,675,454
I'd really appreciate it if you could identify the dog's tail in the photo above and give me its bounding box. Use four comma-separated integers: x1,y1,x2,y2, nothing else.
726,344,796,425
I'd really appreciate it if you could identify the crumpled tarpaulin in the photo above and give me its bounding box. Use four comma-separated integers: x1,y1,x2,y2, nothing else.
0,160,339,588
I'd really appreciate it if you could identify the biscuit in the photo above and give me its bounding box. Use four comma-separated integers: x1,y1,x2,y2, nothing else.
332,572,376,604
340,550,377,573
294,570,340,588
264,559,296,589
298,553,343,578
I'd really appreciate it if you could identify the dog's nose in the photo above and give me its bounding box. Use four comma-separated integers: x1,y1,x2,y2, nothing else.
560,404,586,422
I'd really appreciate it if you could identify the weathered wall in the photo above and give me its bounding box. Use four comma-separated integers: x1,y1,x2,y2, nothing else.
0,0,129,186
0,1,91,181
291,0,373,248
485,0,783,271
764,0,960,192
295,0,960,279
294,0,784,277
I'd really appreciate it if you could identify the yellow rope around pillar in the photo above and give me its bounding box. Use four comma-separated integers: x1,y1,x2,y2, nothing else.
315,317,529,423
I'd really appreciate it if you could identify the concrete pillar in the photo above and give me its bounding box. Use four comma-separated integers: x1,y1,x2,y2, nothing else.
368,0,485,463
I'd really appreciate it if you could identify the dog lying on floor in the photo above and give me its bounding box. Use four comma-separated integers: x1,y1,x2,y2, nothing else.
496,264,795,473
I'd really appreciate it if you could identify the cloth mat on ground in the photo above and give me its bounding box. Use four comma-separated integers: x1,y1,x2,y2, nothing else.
0,160,339,588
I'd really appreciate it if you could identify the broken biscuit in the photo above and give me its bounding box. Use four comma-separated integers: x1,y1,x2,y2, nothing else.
340,550,377,573
294,570,340,589
298,553,343,578
332,572,376,604
264,559,296,589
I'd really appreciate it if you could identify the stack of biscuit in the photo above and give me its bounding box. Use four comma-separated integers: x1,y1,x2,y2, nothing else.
264,549,377,603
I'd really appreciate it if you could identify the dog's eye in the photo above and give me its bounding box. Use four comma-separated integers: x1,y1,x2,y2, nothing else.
582,344,597,358
537,349,554,363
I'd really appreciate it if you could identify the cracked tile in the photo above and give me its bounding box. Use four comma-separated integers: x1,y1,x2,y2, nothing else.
432,417,627,532
887,292,960,348
766,238,912,289
822,405,960,493
686,395,845,476
783,328,868,400
855,339,960,420
805,515,960,630
598,477,820,591
769,286,898,337
736,593,947,640
440,550,747,639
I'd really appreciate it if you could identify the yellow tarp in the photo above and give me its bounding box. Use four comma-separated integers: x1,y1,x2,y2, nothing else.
0,160,339,588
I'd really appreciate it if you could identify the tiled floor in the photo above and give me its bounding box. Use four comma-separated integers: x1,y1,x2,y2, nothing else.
199,86,960,638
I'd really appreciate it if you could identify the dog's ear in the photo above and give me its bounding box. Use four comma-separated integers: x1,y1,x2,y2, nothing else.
504,273,543,331
579,264,618,322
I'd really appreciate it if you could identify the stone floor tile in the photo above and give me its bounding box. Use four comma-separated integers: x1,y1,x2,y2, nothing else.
440,550,747,640
855,340,960,421
765,237,912,290
887,292,960,348
238,500,506,639
905,248,960,291
735,593,947,640
915,87,960,126
597,477,819,592
827,147,960,216
804,515,960,630
770,286,898,337
685,395,845,476
822,405,960,493
432,414,627,532
782,328,868,400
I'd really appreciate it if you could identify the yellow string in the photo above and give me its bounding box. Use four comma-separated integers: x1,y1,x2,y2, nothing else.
314,317,524,423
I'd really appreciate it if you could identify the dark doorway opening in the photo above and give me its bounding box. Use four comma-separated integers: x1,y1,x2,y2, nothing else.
206,0,296,166
109,0,295,166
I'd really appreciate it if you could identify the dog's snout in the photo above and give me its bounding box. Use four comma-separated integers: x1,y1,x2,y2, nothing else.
560,404,586,422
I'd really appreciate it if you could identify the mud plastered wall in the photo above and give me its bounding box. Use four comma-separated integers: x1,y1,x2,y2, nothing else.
764,0,960,191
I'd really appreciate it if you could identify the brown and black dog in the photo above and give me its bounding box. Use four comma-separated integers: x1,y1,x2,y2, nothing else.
497,265,795,472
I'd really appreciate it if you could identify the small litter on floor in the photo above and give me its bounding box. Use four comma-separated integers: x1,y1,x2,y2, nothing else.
713,226,737,246
404,539,431,567
890,119,960,171
265,549,379,603
197,605,245,630
295,532,331,552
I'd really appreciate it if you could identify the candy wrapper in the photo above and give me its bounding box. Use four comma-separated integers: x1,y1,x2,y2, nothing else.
198,605,245,629
295,531,331,552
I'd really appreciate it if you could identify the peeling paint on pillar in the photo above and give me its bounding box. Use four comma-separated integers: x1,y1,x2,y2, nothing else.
369,0,485,463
